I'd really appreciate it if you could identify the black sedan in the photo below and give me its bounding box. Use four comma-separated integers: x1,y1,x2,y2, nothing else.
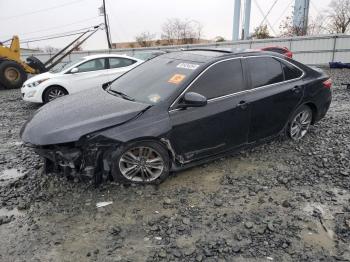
21,49,332,184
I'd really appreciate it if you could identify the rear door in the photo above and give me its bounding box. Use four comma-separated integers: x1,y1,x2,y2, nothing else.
107,57,139,81
169,58,251,162
64,58,109,93
243,56,304,142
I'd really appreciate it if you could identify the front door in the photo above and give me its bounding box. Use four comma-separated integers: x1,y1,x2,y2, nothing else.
65,58,110,93
169,58,250,162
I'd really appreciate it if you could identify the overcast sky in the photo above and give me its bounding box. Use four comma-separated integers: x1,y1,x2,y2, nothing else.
0,0,331,50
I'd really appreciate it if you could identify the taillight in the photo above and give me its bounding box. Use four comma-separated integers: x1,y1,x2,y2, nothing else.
323,79,332,88
285,51,293,58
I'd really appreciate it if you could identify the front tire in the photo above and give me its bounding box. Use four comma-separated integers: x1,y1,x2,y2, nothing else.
287,105,313,140
0,60,27,89
43,86,68,103
111,141,170,185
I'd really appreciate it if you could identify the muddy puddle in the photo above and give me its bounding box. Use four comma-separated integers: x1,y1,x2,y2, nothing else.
0,169,25,185
302,221,335,252
0,207,23,218
300,189,350,254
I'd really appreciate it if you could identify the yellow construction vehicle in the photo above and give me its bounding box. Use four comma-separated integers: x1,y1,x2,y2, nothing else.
0,25,102,89
0,36,42,89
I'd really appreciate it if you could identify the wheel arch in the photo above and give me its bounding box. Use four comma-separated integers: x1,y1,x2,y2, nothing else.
42,84,69,101
119,136,176,167
303,102,318,124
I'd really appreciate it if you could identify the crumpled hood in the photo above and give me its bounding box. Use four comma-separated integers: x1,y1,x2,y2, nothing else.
21,88,150,145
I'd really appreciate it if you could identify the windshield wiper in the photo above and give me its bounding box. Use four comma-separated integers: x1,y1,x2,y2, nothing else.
107,89,135,101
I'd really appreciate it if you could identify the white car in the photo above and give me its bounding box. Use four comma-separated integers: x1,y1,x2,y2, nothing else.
21,54,144,103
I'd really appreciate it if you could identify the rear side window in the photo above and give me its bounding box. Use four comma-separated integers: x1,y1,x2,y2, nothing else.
77,58,106,73
281,61,303,80
109,58,136,69
247,57,284,89
188,59,244,99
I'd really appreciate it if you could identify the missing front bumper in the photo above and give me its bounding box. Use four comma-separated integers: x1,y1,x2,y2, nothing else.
34,143,113,184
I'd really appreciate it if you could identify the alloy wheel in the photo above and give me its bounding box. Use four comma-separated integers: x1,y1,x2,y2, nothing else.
48,88,65,101
290,109,312,140
118,146,164,182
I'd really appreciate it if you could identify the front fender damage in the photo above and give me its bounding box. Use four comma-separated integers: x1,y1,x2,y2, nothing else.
32,136,119,184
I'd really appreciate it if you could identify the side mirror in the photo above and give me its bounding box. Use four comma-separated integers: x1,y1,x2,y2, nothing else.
179,92,207,108
70,67,79,74
102,81,112,90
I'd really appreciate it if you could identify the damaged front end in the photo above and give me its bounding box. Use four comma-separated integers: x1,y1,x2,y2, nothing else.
30,136,119,184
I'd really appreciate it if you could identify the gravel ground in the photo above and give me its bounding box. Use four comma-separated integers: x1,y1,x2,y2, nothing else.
0,68,349,262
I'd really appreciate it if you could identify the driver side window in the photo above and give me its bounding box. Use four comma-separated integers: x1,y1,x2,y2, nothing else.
77,58,106,73
187,59,244,99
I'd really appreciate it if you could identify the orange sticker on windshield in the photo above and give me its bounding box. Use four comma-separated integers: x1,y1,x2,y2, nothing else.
168,74,186,84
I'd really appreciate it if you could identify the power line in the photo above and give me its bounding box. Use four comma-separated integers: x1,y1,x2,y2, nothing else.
272,0,294,27
17,17,100,37
253,0,278,35
309,0,322,18
20,25,103,44
108,4,128,42
20,27,94,42
0,16,101,40
0,0,87,21
310,0,321,14
258,0,279,28
20,32,92,44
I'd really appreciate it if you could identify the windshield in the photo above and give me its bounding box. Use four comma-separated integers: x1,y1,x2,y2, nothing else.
50,58,85,73
109,56,202,104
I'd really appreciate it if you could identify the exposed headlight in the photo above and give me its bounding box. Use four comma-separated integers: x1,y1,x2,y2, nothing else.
26,78,50,88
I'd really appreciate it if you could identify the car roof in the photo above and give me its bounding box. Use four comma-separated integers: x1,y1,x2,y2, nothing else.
261,46,288,50
161,48,287,64
82,54,141,60
161,50,227,63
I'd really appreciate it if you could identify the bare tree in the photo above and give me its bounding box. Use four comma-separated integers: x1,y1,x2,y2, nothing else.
42,46,60,53
279,13,327,37
161,18,203,45
279,16,305,37
135,31,155,47
307,14,327,35
326,0,350,33
252,25,271,39
195,22,204,41
161,18,177,45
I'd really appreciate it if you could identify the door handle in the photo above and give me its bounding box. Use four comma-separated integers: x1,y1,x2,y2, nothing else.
238,100,248,110
292,86,301,93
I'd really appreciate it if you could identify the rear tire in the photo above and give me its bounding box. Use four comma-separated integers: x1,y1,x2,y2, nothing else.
111,141,170,185
286,105,313,141
0,60,27,89
43,86,68,103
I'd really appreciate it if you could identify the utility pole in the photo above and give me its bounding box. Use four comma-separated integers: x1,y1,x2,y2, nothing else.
293,0,310,35
232,0,241,41
103,0,112,49
243,0,251,40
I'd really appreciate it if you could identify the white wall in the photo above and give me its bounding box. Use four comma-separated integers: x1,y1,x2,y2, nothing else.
22,34,350,69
